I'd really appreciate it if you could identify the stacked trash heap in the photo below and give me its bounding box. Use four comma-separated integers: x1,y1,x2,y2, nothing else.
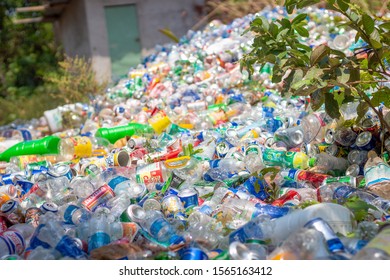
1,6,390,260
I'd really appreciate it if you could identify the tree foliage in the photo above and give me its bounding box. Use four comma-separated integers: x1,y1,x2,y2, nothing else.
241,0,390,131
0,0,62,125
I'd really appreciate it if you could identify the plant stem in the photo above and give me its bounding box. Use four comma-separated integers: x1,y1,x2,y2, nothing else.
356,90,390,133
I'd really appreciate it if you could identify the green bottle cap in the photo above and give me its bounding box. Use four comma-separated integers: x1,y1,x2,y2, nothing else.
309,157,316,167
261,95,269,102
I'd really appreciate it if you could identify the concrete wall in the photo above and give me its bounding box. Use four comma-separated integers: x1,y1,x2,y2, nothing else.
57,0,205,82
57,0,90,58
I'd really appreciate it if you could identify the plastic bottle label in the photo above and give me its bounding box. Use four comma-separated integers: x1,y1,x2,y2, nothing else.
108,176,130,191
2,230,25,255
70,136,92,159
81,184,115,212
88,232,111,253
332,185,356,202
242,176,270,201
150,218,170,238
365,163,390,188
229,220,263,244
263,149,284,166
29,224,51,249
63,205,80,224
56,235,85,258
136,162,164,185
0,235,13,255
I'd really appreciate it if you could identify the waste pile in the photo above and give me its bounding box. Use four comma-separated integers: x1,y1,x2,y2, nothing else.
1,6,390,260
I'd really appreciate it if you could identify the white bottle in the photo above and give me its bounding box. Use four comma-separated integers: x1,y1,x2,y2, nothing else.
0,223,35,258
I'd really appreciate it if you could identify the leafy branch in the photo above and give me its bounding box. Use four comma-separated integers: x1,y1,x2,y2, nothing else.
241,0,390,133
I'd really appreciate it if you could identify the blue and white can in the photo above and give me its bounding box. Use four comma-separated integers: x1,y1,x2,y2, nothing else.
178,187,199,209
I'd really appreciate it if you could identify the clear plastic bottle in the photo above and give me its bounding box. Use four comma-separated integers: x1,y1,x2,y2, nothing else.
229,240,267,260
30,213,86,259
309,152,349,173
227,203,354,246
353,224,390,259
57,203,90,225
364,150,390,199
140,210,184,245
268,228,329,260
88,209,112,253
0,223,35,258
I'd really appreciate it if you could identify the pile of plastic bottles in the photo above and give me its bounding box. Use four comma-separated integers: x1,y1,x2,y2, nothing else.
1,6,390,260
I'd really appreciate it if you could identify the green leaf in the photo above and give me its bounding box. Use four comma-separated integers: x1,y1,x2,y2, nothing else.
362,14,375,35
329,57,341,67
379,22,390,31
259,16,269,31
296,43,312,52
251,17,263,28
291,79,309,90
258,167,280,180
158,28,179,43
344,196,377,222
310,90,325,111
310,44,330,66
356,102,369,123
336,68,350,84
295,26,309,37
325,92,341,119
370,29,382,49
280,18,292,30
269,23,279,38
371,88,390,107
305,67,324,80
296,0,321,8
292,14,308,25
334,90,345,107
291,68,304,86
336,0,349,12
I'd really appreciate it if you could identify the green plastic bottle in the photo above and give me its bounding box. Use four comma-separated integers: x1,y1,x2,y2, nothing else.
0,135,61,162
95,123,154,144
262,148,309,169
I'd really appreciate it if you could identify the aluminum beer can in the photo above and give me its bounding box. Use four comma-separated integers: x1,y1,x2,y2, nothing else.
40,202,59,214
355,131,376,151
48,163,73,181
1,200,24,224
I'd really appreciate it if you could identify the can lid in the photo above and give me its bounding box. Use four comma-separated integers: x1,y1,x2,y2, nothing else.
1,200,17,214
355,131,373,147
345,164,360,177
40,202,59,213
49,163,71,177
325,129,335,144
126,204,146,223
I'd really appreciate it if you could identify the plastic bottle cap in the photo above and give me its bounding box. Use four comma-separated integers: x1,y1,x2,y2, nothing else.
309,157,316,167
